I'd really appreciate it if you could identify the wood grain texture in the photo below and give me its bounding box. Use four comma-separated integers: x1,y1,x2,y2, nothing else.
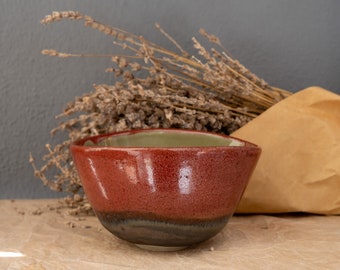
1,200,339,269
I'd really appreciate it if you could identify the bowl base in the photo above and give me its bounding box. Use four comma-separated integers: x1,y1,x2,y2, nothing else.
135,244,188,252
96,211,231,248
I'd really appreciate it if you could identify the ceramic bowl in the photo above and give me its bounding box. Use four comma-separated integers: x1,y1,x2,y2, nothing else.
70,129,261,251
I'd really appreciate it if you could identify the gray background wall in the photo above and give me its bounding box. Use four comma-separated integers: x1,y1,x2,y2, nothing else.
1,0,340,199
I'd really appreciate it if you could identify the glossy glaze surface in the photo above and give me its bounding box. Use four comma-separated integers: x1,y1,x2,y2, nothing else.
70,129,261,249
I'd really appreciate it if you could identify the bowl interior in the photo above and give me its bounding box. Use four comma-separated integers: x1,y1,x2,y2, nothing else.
84,130,244,148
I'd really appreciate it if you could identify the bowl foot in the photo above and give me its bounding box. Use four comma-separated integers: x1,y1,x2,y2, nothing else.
135,244,188,252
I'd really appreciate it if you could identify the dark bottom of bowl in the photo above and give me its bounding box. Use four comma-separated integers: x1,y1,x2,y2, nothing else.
95,211,231,249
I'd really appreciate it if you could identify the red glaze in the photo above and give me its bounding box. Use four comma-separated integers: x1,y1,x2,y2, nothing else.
70,129,261,220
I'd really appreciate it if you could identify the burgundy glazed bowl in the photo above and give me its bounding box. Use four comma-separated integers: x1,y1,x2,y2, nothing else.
70,129,261,251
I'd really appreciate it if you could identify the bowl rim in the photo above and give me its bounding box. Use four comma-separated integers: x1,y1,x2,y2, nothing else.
70,128,261,151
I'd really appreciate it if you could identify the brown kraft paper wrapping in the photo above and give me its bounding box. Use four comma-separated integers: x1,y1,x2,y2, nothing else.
233,86,340,215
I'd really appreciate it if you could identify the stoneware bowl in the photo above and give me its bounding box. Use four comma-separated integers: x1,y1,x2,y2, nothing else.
70,129,261,251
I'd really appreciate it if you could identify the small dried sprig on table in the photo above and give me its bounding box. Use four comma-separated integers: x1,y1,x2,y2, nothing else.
30,11,291,214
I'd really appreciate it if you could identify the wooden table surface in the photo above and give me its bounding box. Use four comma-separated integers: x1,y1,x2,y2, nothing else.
1,199,339,269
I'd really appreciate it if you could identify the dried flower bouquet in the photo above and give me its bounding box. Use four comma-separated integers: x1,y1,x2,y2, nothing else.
30,11,291,214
